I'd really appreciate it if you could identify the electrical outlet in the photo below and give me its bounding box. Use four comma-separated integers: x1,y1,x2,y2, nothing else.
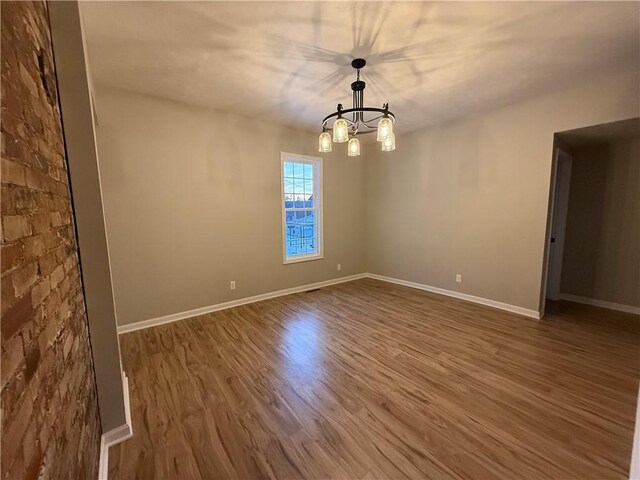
455,274,462,283
230,281,236,290
337,263,341,271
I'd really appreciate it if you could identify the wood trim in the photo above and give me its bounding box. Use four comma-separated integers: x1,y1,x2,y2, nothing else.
117,274,368,334
545,148,573,301
559,293,640,316
98,373,133,479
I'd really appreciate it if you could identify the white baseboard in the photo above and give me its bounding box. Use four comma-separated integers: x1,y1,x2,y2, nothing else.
118,272,542,336
629,388,640,480
559,293,640,315
367,273,541,319
117,273,369,334
631,385,640,480
98,372,133,480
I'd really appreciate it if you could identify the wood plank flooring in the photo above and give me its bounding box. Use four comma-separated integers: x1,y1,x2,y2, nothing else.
109,278,640,479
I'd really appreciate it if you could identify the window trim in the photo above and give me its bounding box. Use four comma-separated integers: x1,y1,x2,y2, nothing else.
280,152,324,265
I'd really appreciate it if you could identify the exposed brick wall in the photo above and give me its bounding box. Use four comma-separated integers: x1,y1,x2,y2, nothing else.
1,2,101,479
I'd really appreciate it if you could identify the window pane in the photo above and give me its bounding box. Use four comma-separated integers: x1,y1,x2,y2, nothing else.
294,196,305,208
283,162,294,178
285,209,316,256
284,179,294,194
293,179,304,194
303,179,313,195
303,211,316,254
293,163,304,178
304,163,313,179
286,218,302,255
303,194,313,208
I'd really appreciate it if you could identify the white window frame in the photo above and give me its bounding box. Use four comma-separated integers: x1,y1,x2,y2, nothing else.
280,152,323,264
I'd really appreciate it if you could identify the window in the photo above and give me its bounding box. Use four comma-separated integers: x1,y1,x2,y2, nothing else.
281,153,323,264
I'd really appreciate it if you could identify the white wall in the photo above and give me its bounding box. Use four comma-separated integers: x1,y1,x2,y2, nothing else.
94,87,366,326
365,65,639,312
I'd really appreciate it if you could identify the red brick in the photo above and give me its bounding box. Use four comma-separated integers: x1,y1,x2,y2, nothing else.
23,445,42,480
37,312,57,353
3,130,27,159
1,157,26,185
0,334,24,389
49,265,64,287
30,278,50,306
2,214,30,241
2,393,32,469
1,242,22,273
21,234,44,261
41,229,60,250
13,188,40,212
2,293,33,339
2,450,25,480
12,262,37,297
49,211,61,227
1,187,16,214
24,167,44,190
1,272,17,314
28,212,49,234
1,3,100,479
37,251,56,275
24,342,40,381
42,288,60,320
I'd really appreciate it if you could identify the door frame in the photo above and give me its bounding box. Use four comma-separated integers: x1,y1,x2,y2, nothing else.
540,147,573,314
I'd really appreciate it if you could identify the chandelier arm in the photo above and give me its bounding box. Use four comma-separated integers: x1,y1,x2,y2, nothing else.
361,113,385,126
322,107,395,128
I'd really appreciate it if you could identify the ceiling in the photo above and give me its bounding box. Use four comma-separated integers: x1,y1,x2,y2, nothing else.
559,117,640,147
81,1,640,134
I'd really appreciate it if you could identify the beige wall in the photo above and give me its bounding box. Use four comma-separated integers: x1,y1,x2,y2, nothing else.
95,64,638,325
561,138,640,307
365,65,639,312
49,2,126,432
94,87,366,326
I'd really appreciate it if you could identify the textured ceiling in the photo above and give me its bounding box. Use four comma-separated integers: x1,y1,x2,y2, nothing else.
81,1,640,134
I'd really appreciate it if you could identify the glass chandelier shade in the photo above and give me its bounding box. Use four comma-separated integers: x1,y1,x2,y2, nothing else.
381,133,396,152
347,137,360,157
318,131,332,152
332,118,349,143
376,117,393,142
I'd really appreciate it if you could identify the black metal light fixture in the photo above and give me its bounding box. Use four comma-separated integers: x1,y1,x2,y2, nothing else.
318,58,396,156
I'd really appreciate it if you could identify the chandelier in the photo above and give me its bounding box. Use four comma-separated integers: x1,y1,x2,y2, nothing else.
318,58,396,156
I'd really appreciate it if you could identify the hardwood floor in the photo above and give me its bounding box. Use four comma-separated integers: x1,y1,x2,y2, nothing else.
109,278,640,479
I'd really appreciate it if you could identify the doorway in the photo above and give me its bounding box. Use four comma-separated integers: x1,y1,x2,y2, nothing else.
541,117,640,316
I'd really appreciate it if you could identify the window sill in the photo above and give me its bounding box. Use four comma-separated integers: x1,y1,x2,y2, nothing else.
283,254,324,265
